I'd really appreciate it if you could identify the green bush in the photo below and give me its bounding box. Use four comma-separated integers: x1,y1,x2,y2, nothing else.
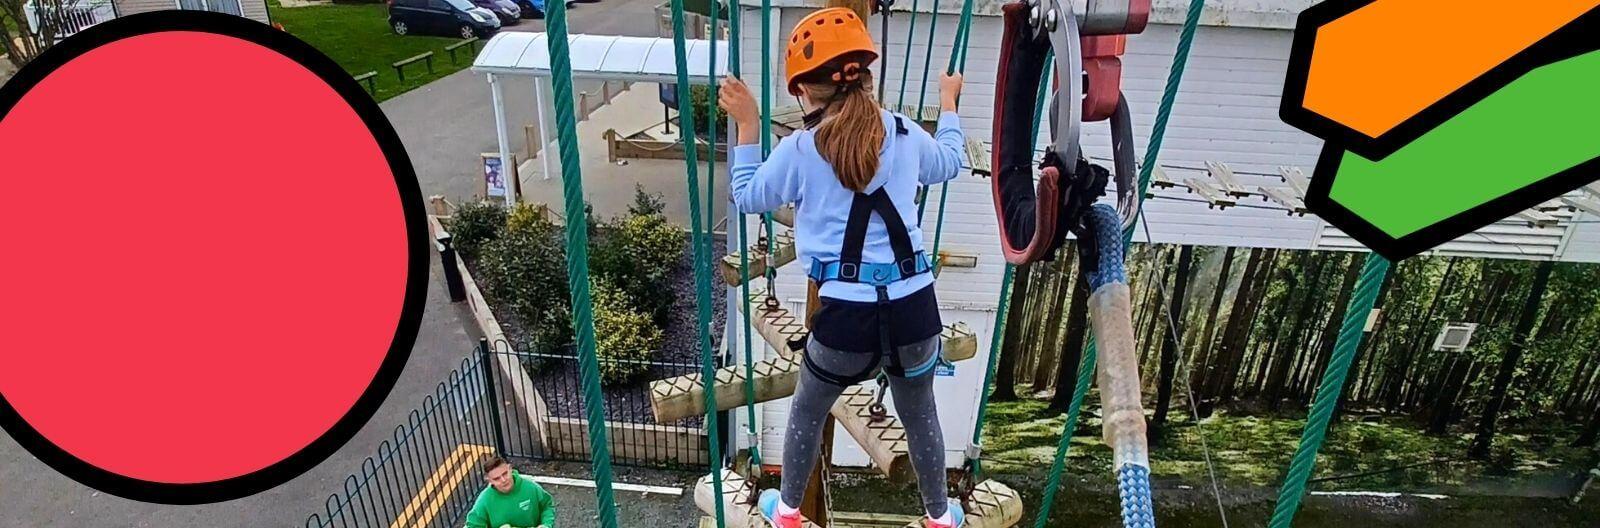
592,277,661,385
628,184,667,217
689,85,728,136
591,209,685,323
447,201,507,257
477,211,573,354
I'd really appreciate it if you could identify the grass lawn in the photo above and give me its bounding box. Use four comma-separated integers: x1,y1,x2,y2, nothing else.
981,397,1594,491
268,0,475,102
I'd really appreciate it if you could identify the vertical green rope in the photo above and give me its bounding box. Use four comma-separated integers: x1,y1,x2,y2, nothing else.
671,0,724,525
925,0,975,257
967,263,1014,479
895,0,920,110
968,47,1052,482
759,0,777,262
707,3,720,277
729,0,762,470
1033,2,1209,526
1269,255,1390,527
542,0,618,525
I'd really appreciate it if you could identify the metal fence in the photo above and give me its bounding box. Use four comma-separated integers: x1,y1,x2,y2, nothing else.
303,355,501,528
305,340,720,527
487,339,716,468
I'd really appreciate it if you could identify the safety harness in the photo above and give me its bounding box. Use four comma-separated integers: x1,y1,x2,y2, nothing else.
991,0,1147,267
801,116,943,391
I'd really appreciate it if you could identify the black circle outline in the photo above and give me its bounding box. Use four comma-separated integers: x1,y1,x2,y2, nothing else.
0,11,426,505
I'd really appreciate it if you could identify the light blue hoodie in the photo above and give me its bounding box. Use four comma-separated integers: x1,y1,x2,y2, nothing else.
730,109,967,303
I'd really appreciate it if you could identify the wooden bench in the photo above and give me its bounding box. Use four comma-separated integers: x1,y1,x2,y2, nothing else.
445,37,479,64
393,51,434,82
352,71,377,95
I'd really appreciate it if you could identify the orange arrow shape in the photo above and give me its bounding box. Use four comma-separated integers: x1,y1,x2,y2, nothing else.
1302,0,1599,140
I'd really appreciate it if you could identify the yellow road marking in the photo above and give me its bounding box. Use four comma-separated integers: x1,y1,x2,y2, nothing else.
389,443,495,528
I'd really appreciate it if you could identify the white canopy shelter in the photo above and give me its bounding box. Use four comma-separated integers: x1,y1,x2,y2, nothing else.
471,32,733,201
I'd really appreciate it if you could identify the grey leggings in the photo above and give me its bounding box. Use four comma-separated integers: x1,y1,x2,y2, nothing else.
781,334,949,518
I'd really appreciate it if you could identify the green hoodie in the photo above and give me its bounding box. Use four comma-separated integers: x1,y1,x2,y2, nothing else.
464,470,556,528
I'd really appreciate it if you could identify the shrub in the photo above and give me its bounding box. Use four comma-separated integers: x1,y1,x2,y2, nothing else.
591,210,685,323
447,201,507,257
628,184,667,217
689,85,728,136
477,211,572,354
592,277,661,385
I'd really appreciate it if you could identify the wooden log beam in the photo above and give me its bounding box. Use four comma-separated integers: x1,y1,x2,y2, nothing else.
721,231,797,287
965,137,992,177
648,307,977,423
649,356,801,423
1259,186,1308,216
831,385,914,482
1183,178,1236,209
1279,165,1311,196
695,469,821,528
1562,195,1600,217
900,480,1024,528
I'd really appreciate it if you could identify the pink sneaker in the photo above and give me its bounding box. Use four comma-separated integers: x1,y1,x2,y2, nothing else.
757,489,804,528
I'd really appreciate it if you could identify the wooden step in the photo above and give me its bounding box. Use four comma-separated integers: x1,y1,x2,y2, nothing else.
695,469,821,528
648,293,980,422
721,231,797,287
900,480,1024,528
649,356,801,423
831,384,913,482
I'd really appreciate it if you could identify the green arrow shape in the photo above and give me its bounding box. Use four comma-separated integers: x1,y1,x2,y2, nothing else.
1312,48,1600,259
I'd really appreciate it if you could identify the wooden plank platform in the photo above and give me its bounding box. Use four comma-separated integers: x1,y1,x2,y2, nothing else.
1514,209,1560,227
1259,186,1308,216
936,251,979,269
1183,178,1237,208
1279,166,1310,196
965,136,992,177
695,469,821,528
1562,195,1600,217
1204,160,1252,197
905,480,1024,528
721,231,797,287
1149,165,1177,188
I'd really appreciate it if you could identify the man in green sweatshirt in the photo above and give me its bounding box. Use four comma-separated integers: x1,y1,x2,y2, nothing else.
465,455,557,528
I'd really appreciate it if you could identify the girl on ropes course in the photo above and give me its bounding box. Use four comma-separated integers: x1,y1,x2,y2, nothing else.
717,6,969,528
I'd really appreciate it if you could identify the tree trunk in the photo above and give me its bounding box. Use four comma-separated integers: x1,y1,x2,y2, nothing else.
1564,354,1598,414
1153,245,1192,439
1470,260,1555,459
1267,253,1323,410
1033,256,1076,392
1207,248,1267,406
1386,257,1460,409
1222,249,1280,403
1306,255,1362,406
1048,272,1091,414
1575,394,1600,447
1190,247,1237,400
992,263,1033,402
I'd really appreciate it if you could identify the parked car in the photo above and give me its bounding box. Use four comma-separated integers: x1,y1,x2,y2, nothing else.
510,0,576,19
388,0,500,39
471,0,521,25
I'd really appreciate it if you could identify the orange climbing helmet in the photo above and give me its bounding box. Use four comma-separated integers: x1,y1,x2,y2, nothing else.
785,7,879,96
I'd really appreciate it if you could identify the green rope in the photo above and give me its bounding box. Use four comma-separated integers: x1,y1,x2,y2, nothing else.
729,0,762,470
759,0,777,265
911,0,942,224
542,0,619,525
895,0,920,110
968,43,1052,483
1269,255,1390,527
1032,1,1209,525
925,0,975,257
967,263,1014,479
670,0,724,525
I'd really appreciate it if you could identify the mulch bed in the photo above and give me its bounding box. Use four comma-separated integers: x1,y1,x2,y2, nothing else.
466,233,729,427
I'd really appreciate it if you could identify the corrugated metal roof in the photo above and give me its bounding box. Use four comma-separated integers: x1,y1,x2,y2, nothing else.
471,32,730,83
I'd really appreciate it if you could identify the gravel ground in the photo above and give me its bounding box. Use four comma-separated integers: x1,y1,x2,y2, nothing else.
469,232,729,426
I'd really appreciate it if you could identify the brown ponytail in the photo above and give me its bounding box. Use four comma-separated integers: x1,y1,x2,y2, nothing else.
806,71,884,192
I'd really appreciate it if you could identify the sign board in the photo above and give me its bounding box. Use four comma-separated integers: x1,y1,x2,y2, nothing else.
481,153,520,199
659,82,678,108
1432,322,1479,352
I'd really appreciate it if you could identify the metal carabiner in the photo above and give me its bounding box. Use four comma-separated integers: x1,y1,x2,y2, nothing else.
1037,0,1083,177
